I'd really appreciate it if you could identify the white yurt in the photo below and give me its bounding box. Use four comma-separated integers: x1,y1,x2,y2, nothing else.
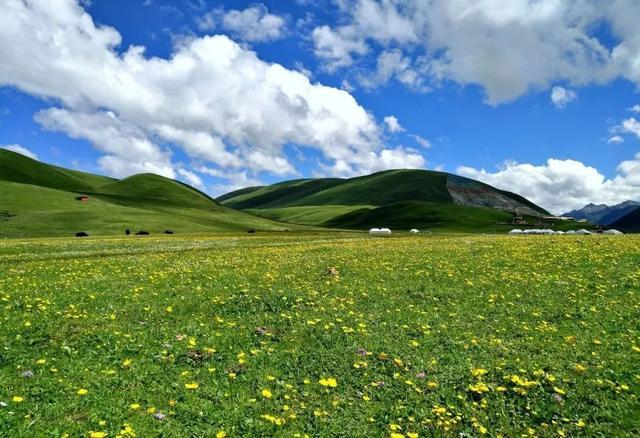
603,229,624,235
555,230,565,235
409,229,420,234
369,228,392,236
540,229,554,235
576,229,591,235
565,230,576,235
523,229,539,235
508,229,523,235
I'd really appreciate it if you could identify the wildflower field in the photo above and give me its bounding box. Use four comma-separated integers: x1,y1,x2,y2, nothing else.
1,233,639,437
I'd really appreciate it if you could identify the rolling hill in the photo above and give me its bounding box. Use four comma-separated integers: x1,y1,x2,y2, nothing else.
0,149,292,238
219,169,571,232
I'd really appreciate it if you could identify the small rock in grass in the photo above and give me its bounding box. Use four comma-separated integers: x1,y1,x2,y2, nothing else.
0,401,7,407
416,371,426,379
153,412,167,421
356,348,368,356
21,370,35,378
255,327,269,336
553,393,564,404
324,267,339,276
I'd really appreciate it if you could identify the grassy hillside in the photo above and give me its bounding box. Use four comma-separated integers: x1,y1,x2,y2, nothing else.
0,150,294,237
0,149,114,192
219,169,552,232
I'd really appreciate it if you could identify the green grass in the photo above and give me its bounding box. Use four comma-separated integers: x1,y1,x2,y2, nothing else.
0,233,638,436
218,169,552,232
244,205,374,226
0,149,294,237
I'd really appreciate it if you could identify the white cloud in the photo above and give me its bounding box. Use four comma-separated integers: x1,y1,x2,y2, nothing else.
383,115,404,133
629,104,640,113
550,86,577,108
1,144,38,160
198,4,286,42
358,49,427,91
318,146,425,178
177,168,204,189
0,0,417,189
411,134,431,149
457,156,640,214
35,108,175,178
621,117,640,138
312,0,640,103
198,166,264,196
607,135,624,144
312,25,369,71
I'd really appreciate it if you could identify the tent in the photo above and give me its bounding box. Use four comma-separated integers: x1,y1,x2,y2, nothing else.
369,228,392,236
603,229,623,235
555,230,565,235
576,229,591,235
523,229,539,235
540,229,554,235
508,229,523,235
565,230,576,235
409,229,420,234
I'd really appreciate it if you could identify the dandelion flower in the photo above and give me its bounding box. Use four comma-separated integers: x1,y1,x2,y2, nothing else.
12,396,24,403
77,388,88,396
261,388,273,398
319,377,337,388
185,382,199,390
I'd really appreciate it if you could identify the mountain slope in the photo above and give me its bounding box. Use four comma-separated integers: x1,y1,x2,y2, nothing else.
608,207,640,232
219,169,553,231
563,201,640,225
0,149,293,237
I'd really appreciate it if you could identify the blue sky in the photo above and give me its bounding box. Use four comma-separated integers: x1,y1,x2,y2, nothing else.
1,0,640,213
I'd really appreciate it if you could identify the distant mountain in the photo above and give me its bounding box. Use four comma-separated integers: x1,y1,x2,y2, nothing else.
609,207,640,232
0,149,290,237
563,200,640,225
219,169,565,232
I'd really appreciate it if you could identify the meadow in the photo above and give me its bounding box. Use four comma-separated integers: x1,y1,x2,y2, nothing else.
0,233,638,437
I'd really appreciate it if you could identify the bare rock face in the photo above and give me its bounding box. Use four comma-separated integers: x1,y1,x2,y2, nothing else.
446,174,544,217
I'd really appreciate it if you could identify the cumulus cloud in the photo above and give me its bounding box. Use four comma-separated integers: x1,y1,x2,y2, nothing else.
35,109,175,178
312,0,640,103
629,104,640,113
550,86,577,108
621,117,640,138
177,168,204,189
0,0,418,189
318,146,425,178
457,157,640,214
1,144,38,160
383,115,404,133
198,4,286,42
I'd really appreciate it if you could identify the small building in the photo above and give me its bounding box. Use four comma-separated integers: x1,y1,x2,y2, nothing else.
508,229,523,235
575,229,591,235
603,229,623,235
369,228,391,236
409,229,420,234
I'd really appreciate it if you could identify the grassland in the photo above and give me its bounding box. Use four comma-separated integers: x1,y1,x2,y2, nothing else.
1,233,638,437
0,149,292,237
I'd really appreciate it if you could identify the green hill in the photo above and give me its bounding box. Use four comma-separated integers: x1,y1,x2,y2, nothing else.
0,149,293,237
219,169,555,232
